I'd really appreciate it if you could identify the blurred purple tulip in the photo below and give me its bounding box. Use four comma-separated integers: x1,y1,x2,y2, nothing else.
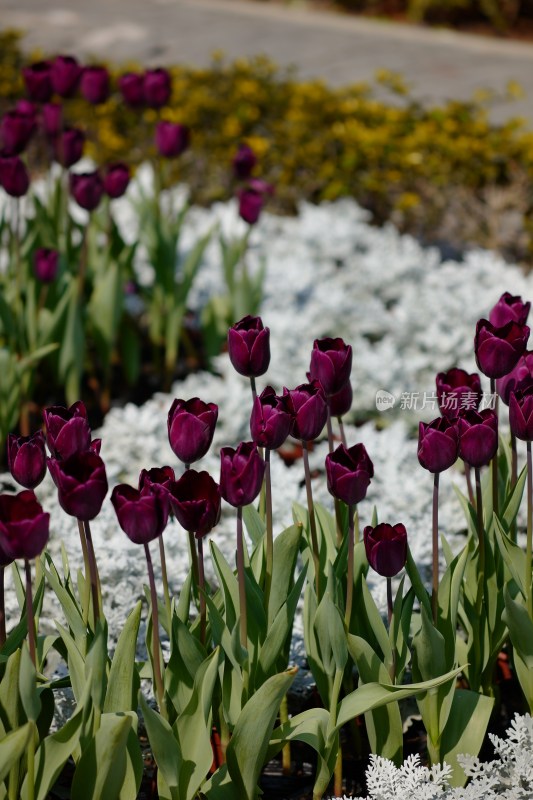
48,450,108,520
1,108,36,155
0,490,50,560
497,351,533,405
233,143,256,179
103,162,130,198
143,68,171,108
309,336,352,396
436,367,482,418
34,247,59,283
457,409,498,468
7,432,47,489
51,55,82,98
80,65,110,105
54,126,84,167
118,72,145,107
329,380,353,417
418,417,459,473
44,401,92,460
70,171,104,211
509,387,533,441
489,292,530,328
23,60,53,102
0,153,30,197
138,466,175,492
475,319,529,379
155,121,189,158
284,381,328,442
237,179,274,225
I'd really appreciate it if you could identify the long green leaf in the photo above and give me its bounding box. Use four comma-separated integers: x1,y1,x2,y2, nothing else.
105,602,141,713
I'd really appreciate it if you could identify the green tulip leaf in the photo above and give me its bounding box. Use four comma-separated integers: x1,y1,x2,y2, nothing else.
139,692,181,799
439,689,494,787
105,601,141,713
70,711,136,800
268,523,302,624
19,644,41,723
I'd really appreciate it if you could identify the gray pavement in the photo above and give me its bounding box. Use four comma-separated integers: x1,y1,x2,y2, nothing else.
4,0,533,124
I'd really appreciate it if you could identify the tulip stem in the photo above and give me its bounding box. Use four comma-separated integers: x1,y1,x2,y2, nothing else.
188,530,200,594
326,406,334,454
83,521,101,625
236,506,248,651
250,376,257,405
345,505,355,627
158,535,172,625
77,519,92,626
264,448,274,611
527,442,532,617
337,416,347,448
0,565,6,648
144,542,166,718
474,468,486,618
432,472,440,625
24,559,36,668
490,378,499,517
197,535,207,646
279,694,292,775
302,440,321,598
511,431,518,543
387,577,393,628
464,463,475,507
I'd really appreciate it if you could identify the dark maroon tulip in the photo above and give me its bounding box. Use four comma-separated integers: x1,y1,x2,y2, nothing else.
7,432,47,489
155,121,189,158
283,381,328,442
118,72,145,107
364,523,407,578
237,179,273,225
309,336,352,396
0,153,29,197
80,66,110,105
50,55,82,98
0,490,50,561
138,466,175,492
456,409,498,468
167,397,218,465
34,247,59,283
23,60,53,103
417,417,459,473
326,443,374,506
111,483,169,545
143,68,171,108
329,380,353,417
48,450,108,520
497,352,533,405
436,367,482,418
489,292,530,329
16,100,37,117
474,319,529,379
228,315,270,378
169,470,221,537
233,143,256,179
220,441,265,508
509,387,533,441
70,171,104,212
54,126,84,167
44,401,92,461
1,108,37,155
103,162,130,199
41,102,63,139
250,386,292,450
0,537,13,567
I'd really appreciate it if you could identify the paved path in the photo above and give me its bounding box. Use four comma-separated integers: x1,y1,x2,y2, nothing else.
4,0,533,124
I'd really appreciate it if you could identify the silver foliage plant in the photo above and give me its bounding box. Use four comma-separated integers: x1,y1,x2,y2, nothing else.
331,714,533,800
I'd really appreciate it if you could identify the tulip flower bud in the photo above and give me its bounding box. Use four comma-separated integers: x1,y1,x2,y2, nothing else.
233,143,256,179
329,380,353,417
284,381,328,442
220,441,265,508
167,397,218,465
23,60,53,103
228,315,271,378
1,108,36,155
309,336,352,396
44,401,92,460
169,470,221,537
33,247,59,283
48,450,108,520
497,352,533,405
0,490,50,561
155,121,189,158
80,65,110,105
143,68,171,108
474,319,529,379
118,72,145,107
138,466,175,492
0,153,30,197
250,386,292,450
237,179,273,225
103,162,130,199
7,432,47,489
42,102,63,139
436,367,482,418
326,443,374,506
364,523,407,578
417,417,459,473
111,483,169,544
489,292,530,329
54,126,85,167
70,171,104,212
456,409,498,468
50,55,82,98
509,387,533,441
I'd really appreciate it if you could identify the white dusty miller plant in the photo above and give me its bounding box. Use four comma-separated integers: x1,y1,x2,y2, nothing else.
331,714,533,800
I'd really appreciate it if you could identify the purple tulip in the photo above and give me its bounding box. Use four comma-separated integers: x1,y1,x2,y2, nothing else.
118,72,145,107
50,55,82,98
103,162,130,199
167,397,218,465
283,381,328,442
155,121,189,158
509,387,533,441
34,248,59,283
54,126,85,167
326,443,374,506
111,483,169,545
1,108,36,155
227,315,270,378
497,352,533,405
48,450,108,520
250,386,292,450
475,319,530,379
80,66,110,105
233,143,256,179
16,100,37,117
0,537,13,567
238,179,273,225
489,292,530,329
70,171,104,212
23,60,53,103
220,441,265,508
0,490,50,561
169,469,221,537
456,409,498,468
417,417,459,473
138,466,175,492
44,401,92,461
0,153,30,197
41,102,63,139
143,68,171,108
309,336,352,396
329,380,353,417
7,432,47,489
364,522,408,578
436,367,482,418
